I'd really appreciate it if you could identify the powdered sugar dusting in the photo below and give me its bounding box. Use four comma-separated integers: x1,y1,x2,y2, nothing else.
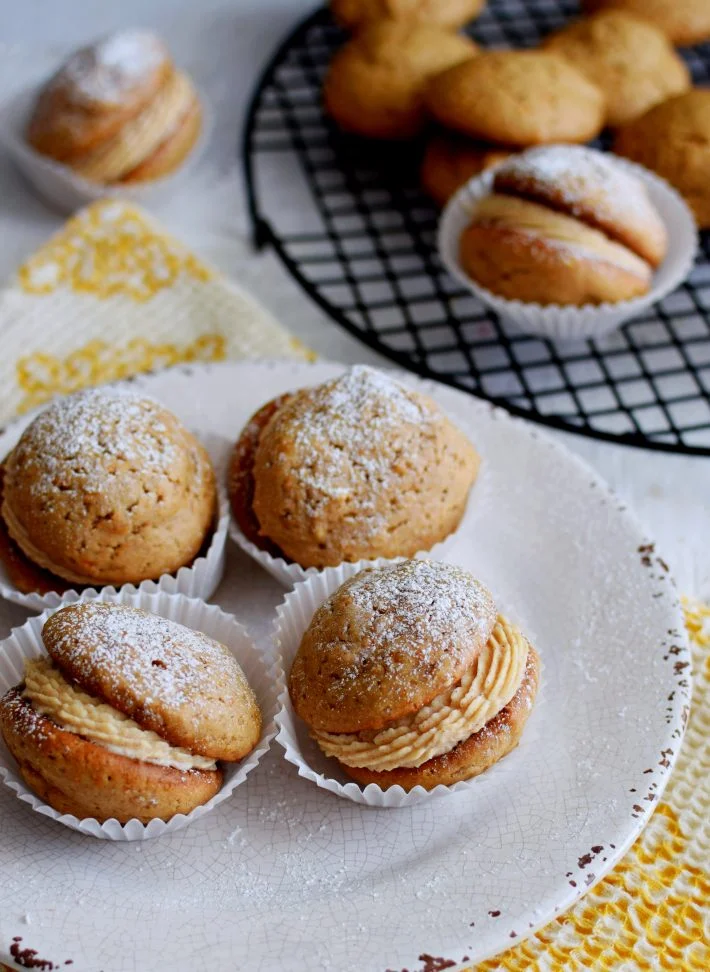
43,601,249,721
54,30,167,107
10,388,183,500
345,560,494,659
293,561,497,730
289,365,438,513
495,145,662,235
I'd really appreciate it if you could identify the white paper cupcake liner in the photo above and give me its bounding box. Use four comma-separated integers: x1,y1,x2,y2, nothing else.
438,155,698,341
229,506,473,588
0,432,229,613
0,84,212,215
274,559,539,807
0,588,283,840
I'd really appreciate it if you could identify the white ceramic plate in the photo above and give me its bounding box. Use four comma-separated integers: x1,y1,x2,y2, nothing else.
0,360,689,972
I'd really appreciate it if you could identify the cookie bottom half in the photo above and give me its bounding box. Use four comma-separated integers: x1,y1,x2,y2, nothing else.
0,690,223,824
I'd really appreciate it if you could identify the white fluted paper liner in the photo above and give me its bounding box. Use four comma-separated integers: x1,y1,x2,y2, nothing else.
274,558,539,807
0,432,229,612
0,588,283,840
229,505,472,589
0,85,212,215
438,155,698,341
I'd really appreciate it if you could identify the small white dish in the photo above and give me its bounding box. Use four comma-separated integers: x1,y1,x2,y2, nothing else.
0,589,283,840
0,84,212,215
438,156,698,341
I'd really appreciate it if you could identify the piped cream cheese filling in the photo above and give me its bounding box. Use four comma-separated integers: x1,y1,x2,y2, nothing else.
474,194,652,279
73,70,197,183
313,614,528,771
22,657,217,771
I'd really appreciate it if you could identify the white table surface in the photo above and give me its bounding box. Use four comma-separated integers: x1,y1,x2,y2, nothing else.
0,0,708,600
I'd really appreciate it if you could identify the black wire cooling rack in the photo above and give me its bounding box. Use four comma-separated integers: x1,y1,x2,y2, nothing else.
243,0,710,455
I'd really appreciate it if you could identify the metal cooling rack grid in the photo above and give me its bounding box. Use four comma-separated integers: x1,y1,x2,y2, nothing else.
244,1,710,455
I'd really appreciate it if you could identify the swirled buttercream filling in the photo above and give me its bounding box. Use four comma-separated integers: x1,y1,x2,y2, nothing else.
22,657,217,771
312,614,528,770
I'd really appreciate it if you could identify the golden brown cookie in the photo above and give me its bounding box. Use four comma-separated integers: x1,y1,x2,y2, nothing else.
544,11,691,127
27,30,173,162
43,602,261,760
0,691,223,825
425,50,605,147
344,646,539,790
331,0,486,31
324,21,478,139
582,0,710,46
459,145,666,306
614,89,710,229
1,388,217,589
232,366,480,568
289,561,538,791
290,561,497,732
0,601,263,824
420,132,510,207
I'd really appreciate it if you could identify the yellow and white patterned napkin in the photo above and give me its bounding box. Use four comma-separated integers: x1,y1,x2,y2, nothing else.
0,198,310,425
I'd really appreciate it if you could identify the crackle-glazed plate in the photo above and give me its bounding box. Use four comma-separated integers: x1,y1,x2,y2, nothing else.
0,360,689,972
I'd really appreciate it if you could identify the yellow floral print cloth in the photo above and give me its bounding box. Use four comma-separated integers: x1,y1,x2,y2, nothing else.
0,198,309,424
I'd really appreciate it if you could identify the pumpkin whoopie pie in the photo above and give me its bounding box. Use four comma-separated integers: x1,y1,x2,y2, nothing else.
459,144,668,305
289,560,540,791
0,601,262,823
228,366,480,569
1,388,216,591
27,29,202,184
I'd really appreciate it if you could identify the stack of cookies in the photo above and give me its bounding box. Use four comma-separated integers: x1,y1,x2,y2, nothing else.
26,29,202,185
322,0,709,224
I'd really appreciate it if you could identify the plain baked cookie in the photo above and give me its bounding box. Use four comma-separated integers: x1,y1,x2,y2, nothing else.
544,11,691,127
582,0,710,46
0,601,262,823
289,560,539,791
425,50,605,147
459,145,667,305
331,0,486,31
614,89,710,228
323,21,477,139
421,132,510,207
1,388,216,589
228,365,480,568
